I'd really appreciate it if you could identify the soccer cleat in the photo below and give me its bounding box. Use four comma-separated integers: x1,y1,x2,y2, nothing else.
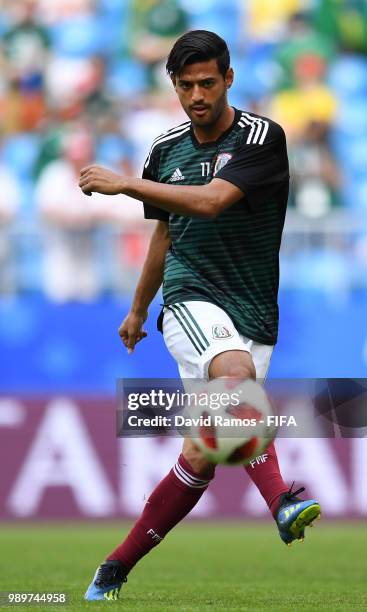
84,560,127,601
275,482,321,546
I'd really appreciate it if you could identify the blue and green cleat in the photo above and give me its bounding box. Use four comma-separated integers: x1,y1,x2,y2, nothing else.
275,483,321,546
84,560,127,601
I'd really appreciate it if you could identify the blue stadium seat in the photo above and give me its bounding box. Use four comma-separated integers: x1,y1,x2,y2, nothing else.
96,136,133,170
346,139,367,175
336,97,367,136
185,0,241,49
106,58,149,97
355,180,367,211
0,10,11,36
2,134,41,181
49,16,104,58
337,171,367,210
342,176,367,210
332,134,367,173
328,55,367,96
290,250,349,291
98,13,129,55
97,1,130,54
231,47,278,98
99,0,130,16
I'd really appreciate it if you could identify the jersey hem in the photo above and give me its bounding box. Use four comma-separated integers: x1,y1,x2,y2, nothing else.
161,296,277,346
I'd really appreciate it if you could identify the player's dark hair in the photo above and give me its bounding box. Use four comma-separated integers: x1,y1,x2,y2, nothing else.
166,30,230,79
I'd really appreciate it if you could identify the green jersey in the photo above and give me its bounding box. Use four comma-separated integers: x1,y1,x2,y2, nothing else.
143,108,289,345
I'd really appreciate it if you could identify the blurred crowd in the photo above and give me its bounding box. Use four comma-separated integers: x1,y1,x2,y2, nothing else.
1,0,367,299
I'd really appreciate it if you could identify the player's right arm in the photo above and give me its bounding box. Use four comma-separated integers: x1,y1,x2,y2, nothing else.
119,220,171,353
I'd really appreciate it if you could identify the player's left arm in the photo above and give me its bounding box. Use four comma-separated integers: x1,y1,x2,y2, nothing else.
79,166,243,219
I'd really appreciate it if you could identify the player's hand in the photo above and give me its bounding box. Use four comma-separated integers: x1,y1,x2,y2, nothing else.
119,311,148,354
79,165,125,196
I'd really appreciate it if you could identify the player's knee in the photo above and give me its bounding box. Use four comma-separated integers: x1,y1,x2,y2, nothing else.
209,352,256,381
225,362,256,381
182,440,215,479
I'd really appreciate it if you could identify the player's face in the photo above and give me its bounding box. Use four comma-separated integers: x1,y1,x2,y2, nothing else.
173,59,234,129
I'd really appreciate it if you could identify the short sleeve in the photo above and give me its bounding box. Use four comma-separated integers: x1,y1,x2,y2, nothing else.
215,121,289,206
142,148,169,222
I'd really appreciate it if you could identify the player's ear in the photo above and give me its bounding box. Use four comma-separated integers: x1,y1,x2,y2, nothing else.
225,67,234,89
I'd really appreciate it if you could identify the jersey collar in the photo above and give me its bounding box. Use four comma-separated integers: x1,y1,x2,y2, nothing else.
190,107,242,149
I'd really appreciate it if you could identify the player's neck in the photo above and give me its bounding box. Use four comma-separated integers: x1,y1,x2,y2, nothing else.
192,105,235,144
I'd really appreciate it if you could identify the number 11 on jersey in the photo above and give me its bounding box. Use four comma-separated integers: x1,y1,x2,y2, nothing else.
200,162,211,177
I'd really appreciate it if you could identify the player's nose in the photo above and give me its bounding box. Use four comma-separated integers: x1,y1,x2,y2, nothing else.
191,85,204,103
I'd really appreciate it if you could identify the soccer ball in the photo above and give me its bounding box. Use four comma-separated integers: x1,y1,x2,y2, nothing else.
184,378,276,465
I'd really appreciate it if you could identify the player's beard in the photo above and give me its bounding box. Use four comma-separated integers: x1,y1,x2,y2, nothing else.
188,91,228,131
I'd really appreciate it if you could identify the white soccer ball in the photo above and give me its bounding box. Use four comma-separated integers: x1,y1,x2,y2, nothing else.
184,378,276,465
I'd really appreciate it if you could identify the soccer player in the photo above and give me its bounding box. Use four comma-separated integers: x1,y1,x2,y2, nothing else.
80,30,321,601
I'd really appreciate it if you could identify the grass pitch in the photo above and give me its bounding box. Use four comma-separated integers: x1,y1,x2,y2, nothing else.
0,522,366,611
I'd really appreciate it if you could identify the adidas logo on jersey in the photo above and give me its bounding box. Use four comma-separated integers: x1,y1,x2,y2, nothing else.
169,168,185,182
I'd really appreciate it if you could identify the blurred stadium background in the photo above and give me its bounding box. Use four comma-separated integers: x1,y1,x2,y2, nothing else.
0,0,367,528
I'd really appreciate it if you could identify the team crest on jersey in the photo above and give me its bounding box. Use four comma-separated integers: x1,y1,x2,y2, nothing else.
212,324,233,339
214,152,232,176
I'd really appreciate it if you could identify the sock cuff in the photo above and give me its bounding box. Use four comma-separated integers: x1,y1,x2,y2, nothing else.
173,454,213,489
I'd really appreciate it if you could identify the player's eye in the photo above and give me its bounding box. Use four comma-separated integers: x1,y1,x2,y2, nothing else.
179,82,192,90
202,80,215,88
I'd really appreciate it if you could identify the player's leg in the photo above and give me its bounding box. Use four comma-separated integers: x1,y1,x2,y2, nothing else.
233,341,321,545
207,349,290,517
84,301,318,599
85,303,217,600
104,305,220,565
84,449,215,600
161,304,291,523
176,303,321,546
